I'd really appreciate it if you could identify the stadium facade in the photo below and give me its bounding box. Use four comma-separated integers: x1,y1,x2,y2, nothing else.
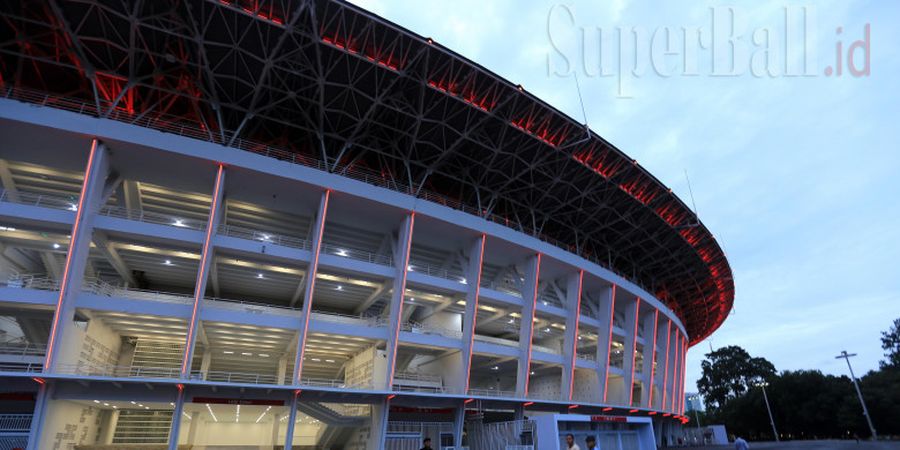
0,0,733,449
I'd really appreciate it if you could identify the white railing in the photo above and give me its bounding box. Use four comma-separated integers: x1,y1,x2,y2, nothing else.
406,262,465,283
205,296,300,316
83,279,194,305
200,370,279,385
576,353,597,362
217,223,310,250
55,363,181,379
97,204,206,231
473,334,519,348
2,86,660,297
312,310,386,327
0,188,78,212
320,243,393,266
299,377,372,390
0,414,32,432
0,343,46,357
4,274,60,291
402,321,463,339
467,387,517,398
0,362,42,373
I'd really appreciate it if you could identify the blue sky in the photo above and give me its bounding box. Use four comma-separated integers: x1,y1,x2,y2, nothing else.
349,1,900,392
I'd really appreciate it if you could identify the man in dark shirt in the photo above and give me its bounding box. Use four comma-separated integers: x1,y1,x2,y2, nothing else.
420,437,433,450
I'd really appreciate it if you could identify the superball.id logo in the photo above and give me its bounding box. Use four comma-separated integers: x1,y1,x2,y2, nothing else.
546,5,871,97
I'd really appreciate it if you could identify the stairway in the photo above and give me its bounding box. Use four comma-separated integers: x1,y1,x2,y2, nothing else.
112,409,172,444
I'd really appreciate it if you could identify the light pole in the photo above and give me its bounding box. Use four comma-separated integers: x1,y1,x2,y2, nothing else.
687,395,702,428
755,381,779,442
835,350,878,440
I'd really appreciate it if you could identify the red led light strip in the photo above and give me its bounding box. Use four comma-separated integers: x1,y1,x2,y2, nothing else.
647,309,659,409
628,298,641,406
427,80,492,112
387,213,415,387
294,190,331,383
182,164,225,375
602,284,617,403
671,332,681,412
218,0,284,25
568,270,584,401
463,234,486,393
510,118,566,148
522,253,542,397
322,36,401,72
45,139,99,369
681,337,689,414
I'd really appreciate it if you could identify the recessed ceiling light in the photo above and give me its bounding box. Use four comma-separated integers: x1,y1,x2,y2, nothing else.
163,259,173,265
173,219,185,227
336,248,348,256
259,353,270,357
257,273,264,279
336,285,342,291
52,243,60,249
241,352,252,356
223,351,234,354
93,400,100,403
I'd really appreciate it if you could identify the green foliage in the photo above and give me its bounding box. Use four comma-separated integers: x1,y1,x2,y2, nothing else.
881,318,900,369
696,345,776,410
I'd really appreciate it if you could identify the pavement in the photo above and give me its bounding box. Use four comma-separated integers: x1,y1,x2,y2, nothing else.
688,441,900,450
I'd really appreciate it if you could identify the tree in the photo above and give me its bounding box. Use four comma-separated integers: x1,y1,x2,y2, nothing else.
880,317,900,368
697,345,776,411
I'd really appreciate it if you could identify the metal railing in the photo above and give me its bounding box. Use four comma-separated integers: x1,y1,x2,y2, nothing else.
0,188,79,212
217,223,310,250
312,310,386,327
299,377,373,390
55,363,182,379
83,279,194,305
402,321,463,339
407,262,465,283
4,274,59,291
0,362,42,373
0,414,32,432
97,204,206,231
467,387,517,398
320,242,393,266
0,343,46,357
200,370,279,385
2,85,660,297
205,296,300,316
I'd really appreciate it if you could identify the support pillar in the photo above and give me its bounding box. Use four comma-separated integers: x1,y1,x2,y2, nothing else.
640,309,658,408
385,213,414,389
622,297,640,406
200,350,212,380
646,310,661,409
368,399,390,450
181,165,226,377
661,320,674,413
597,284,616,404
99,409,119,444
292,190,330,384
452,400,466,450
515,254,541,397
186,412,200,446
44,140,110,371
284,392,299,450
270,412,281,449
277,356,288,385
459,235,486,395
25,381,52,450
561,271,583,402
167,385,186,450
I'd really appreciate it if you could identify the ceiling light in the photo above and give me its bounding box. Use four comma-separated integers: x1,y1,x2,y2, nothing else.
311,358,321,362
336,285,343,291
460,277,467,284
336,248,348,257
130,401,136,404
93,400,100,403
407,265,414,271
508,319,515,324
257,273,264,279
241,352,252,356
206,404,218,422
163,259,173,266
325,359,335,363
491,366,499,371
236,404,240,423
145,406,150,410
0,226,16,231
544,328,551,332
530,371,535,375
260,234,271,242
52,243,60,249
68,203,78,211
542,301,548,306
103,403,109,406
170,402,175,406
223,351,234,354
259,353,270,357
112,406,118,409
255,405,272,423
173,219,185,227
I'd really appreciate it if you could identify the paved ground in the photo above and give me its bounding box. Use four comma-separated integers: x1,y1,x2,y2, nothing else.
690,441,900,450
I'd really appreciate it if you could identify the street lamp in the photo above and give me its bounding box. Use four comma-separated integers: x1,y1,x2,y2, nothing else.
835,350,878,440
754,381,779,442
687,394,702,429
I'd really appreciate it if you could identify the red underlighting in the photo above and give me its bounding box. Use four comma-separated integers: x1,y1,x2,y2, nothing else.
322,35,402,72
218,0,285,26
628,409,639,413
602,407,613,412
510,118,567,148
663,413,671,417
523,402,534,407
32,377,45,385
427,80,493,112
648,411,657,415
387,394,396,400
464,398,475,404
568,404,579,409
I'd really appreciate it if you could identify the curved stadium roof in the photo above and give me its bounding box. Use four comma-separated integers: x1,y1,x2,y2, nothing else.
0,0,733,344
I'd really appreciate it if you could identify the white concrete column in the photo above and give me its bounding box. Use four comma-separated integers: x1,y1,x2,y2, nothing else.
284,392,299,450
368,399,390,450
186,412,200,446
167,385,186,450
515,253,541,397
200,350,212,380
621,297,640,406
277,356,288,385
596,284,616,404
561,271,583,402
661,319,674,412
181,165,226,377
99,409,119,444
270,411,281,448
292,190,330,384
459,234,486,395
640,309,658,408
385,213,414,390
44,139,110,371
25,381,53,450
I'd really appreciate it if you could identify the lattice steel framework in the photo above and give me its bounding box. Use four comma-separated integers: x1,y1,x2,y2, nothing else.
0,0,734,343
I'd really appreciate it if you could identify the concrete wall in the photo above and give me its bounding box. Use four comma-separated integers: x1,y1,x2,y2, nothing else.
572,369,601,403
38,400,103,450
56,316,122,370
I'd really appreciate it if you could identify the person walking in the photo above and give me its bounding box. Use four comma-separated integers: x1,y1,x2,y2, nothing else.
734,436,750,450
565,433,581,450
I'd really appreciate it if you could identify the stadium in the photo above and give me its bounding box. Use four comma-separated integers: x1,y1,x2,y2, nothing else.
0,0,733,449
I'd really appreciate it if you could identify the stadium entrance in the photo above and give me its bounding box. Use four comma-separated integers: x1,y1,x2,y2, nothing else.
533,414,657,450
